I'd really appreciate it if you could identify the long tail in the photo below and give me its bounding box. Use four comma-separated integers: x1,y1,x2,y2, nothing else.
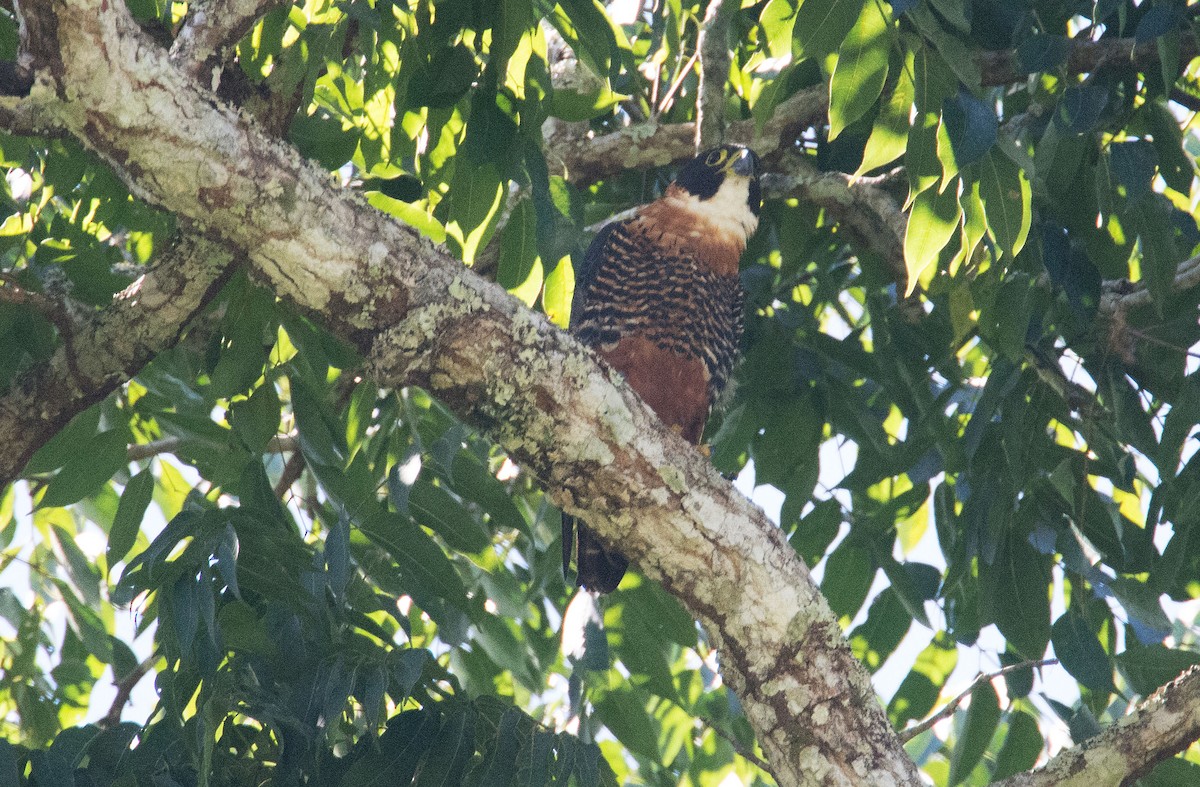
562,515,628,594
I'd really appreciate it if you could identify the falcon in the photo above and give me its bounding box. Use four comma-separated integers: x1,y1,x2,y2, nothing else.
563,144,762,593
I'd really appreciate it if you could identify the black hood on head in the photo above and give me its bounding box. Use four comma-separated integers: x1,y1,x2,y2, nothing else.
672,144,762,216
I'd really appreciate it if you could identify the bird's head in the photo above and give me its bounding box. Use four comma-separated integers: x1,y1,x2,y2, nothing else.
668,144,762,241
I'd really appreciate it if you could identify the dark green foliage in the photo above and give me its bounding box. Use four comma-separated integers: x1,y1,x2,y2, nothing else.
5,0,1200,783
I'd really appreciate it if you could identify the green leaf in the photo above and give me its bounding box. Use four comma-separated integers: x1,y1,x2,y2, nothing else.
360,513,471,615
1051,613,1114,694
977,149,1032,261
1109,577,1172,644
290,109,360,171
550,83,628,122
217,600,277,656
1109,140,1157,205
794,0,865,61
1129,195,1180,312
447,161,506,264
903,182,961,295
407,45,480,108
942,89,997,169
992,710,1043,780
1142,758,1200,786
855,49,914,176
449,452,528,536
542,251,574,328
24,405,101,475
849,589,912,671
947,682,1000,786
514,730,554,786
416,703,476,786
41,428,129,508
477,708,522,787
1056,84,1109,134
828,1,890,140
906,42,957,199
1016,34,1068,72
108,469,153,567
340,708,440,786
593,688,658,763
1143,101,1194,194
822,542,875,619
228,382,281,453
907,4,980,89
409,477,491,554
366,192,448,243
980,534,1051,659
751,395,822,488
888,635,958,727
760,0,799,59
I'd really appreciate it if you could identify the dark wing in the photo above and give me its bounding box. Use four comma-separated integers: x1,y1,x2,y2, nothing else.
570,218,626,336
564,218,634,593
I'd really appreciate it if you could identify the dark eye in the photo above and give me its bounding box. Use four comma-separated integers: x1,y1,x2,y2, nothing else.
705,148,729,167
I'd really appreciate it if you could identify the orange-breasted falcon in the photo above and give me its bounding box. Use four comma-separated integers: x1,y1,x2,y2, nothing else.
563,144,762,593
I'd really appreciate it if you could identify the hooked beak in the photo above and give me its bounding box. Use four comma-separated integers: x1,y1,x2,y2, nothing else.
729,147,755,177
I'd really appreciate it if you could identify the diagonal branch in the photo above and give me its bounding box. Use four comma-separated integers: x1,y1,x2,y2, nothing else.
0,235,236,486
978,32,1199,87
996,666,1200,787
170,0,288,84
6,2,923,783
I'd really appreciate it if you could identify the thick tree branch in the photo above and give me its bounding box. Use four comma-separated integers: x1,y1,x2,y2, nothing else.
170,0,287,85
0,234,236,485
544,86,827,185
763,153,907,284
997,666,1200,787
1099,252,1200,313
7,2,922,783
979,32,1199,87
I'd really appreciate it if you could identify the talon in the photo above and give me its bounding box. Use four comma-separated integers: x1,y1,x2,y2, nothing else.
697,443,711,457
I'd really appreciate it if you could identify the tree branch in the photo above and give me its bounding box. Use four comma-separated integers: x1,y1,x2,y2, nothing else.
694,0,733,150
1099,251,1200,313
11,3,923,782
997,666,1200,787
763,152,907,285
544,85,827,185
978,32,1199,87
98,653,157,730
899,659,1057,743
126,432,297,462
170,0,286,85
0,234,237,486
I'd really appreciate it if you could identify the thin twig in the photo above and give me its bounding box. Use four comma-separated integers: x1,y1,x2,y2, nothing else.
126,432,298,462
656,48,700,117
703,719,776,778
899,658,1058,742
98,652,158,730
274,450,306,499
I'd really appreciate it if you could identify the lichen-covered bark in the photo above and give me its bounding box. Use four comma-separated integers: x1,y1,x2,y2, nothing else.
0,235,234,484
5,1,924,783
998,666,1200,787
5,1,1200,785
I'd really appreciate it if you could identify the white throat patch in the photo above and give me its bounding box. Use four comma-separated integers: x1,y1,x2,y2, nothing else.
667,175,759,242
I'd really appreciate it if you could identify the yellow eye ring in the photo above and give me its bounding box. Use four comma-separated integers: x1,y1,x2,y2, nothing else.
705,148,729,167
